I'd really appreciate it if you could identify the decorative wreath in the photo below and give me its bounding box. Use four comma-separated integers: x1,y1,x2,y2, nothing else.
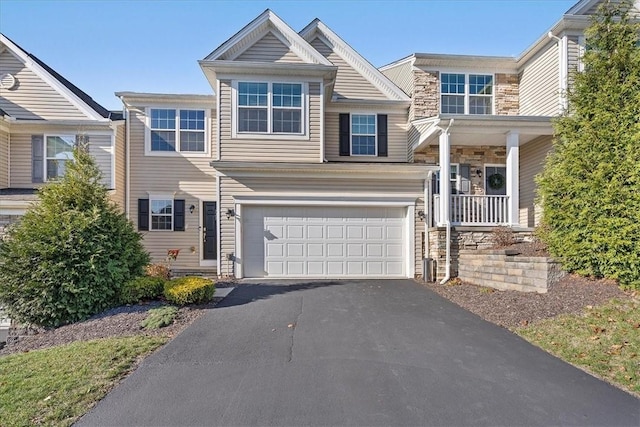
488,173,505,190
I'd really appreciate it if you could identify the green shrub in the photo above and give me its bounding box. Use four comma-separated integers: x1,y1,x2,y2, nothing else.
144,263,170,280
537,2,640,289
120,276,166,305
0,148,149,327
140,306,178,330
163,277,215,305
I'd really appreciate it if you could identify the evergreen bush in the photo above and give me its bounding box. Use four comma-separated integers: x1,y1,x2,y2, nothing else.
0,147,149,326
120,276,166,305
537,1,640,288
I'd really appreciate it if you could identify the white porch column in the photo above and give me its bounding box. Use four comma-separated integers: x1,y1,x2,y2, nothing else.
438,130,451,225
506,131,520,226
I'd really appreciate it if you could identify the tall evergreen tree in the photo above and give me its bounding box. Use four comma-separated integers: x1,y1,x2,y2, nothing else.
0,144,149,326
537,0,640,288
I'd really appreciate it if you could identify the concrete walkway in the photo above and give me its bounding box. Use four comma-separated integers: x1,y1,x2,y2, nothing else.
77,279,639,426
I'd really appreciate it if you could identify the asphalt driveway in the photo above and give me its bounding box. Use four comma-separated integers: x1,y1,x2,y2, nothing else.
77,279,639,426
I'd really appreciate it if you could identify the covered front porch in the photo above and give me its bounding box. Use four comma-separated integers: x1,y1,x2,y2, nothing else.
412,115,554,228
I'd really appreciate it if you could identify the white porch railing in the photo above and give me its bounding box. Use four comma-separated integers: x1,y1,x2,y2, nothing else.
433,195,510,226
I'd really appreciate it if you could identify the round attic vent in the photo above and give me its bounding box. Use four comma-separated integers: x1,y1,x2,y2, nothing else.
0,73,16,90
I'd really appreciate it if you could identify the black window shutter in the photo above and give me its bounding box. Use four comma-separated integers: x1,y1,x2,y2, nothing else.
339,113,350,156
377,114,388,157
174,199,185,232
138,199,149,231
459,164,471,194
32,135,44,183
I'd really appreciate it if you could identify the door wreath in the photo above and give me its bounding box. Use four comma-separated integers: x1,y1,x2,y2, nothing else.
488,173,505,190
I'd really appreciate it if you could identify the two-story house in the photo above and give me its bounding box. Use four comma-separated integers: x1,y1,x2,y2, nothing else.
0,34,124,230
118,11,429,279
1,0,634,283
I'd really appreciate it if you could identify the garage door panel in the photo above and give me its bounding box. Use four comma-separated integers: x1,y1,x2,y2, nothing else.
242,206,407,278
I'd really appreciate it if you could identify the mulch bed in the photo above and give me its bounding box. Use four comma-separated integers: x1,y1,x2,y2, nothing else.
423,274,630,330
0,300,218,356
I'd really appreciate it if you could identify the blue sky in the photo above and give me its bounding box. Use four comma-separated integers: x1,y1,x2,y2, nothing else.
1,0,577,110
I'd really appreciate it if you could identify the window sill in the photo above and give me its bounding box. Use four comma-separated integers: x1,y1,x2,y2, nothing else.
144,151,211,158
231,133,310,141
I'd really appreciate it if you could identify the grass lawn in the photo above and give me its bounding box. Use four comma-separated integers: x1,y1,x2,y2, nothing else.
0,335,167,426
517,297,640,395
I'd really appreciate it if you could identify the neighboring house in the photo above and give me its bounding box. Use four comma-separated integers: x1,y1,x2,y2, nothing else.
1,0,635,282
0,34,124,234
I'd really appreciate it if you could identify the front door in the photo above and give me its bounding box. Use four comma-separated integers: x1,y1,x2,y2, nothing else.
485,166,507,196
203,201,217,260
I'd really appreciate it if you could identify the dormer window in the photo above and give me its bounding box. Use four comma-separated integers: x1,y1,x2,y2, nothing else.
441,73,493,115
233,81,306,137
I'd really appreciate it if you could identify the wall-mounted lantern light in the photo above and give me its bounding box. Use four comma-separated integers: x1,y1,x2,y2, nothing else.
226,208,235,219
189,204,195,214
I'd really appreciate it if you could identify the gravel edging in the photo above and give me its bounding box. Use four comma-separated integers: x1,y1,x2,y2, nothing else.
422,274,630,330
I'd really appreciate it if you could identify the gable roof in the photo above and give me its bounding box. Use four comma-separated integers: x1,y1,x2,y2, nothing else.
299,19,410,101
0,34,115,121
203,9,332,66
566,0,640,15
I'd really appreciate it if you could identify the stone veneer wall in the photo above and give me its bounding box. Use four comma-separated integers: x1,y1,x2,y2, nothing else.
414,145,508,195
495,74,520,115
458,249,565,293
411,69,439,121
426,227,533,281
410,70,520,121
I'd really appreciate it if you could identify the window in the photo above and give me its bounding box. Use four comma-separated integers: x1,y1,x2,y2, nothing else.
351,114,376,156
148,108,207,154
235,81,305,136
46,135,75,180
138,198,185,232
435,164,459,194
150,199,173,231
441,73,493,115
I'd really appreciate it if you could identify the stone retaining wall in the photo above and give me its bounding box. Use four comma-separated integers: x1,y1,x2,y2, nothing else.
426,227,534,280
458,249,565,293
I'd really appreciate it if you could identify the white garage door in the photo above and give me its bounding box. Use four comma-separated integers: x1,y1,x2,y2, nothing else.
242,206,407,278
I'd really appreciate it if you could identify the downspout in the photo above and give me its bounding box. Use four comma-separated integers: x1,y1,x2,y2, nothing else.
424,171,433,281
439,119,454,285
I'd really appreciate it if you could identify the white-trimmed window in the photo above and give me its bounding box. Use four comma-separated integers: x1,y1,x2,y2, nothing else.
351,114,376,156
441,73,493,115
148,108,207,154
45,135,75,180
234,81,305,136
150,198,173,231
435,164,460,194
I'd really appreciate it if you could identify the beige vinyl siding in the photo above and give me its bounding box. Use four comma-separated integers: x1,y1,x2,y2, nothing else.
0,129,8,188
87,134,113,189
380,61,414,96
128,110,217,268
519,42,560,116
519,135,553,227
235,32,304,63
0,51,88,120
219,175,424,278
219,80,321,163
310,37,387,100
324,112,408,162
9,134,36,188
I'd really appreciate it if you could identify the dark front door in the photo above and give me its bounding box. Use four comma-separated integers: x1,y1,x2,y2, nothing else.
203,201,217,260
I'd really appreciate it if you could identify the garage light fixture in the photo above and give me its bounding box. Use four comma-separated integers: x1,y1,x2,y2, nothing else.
226,208,235,219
